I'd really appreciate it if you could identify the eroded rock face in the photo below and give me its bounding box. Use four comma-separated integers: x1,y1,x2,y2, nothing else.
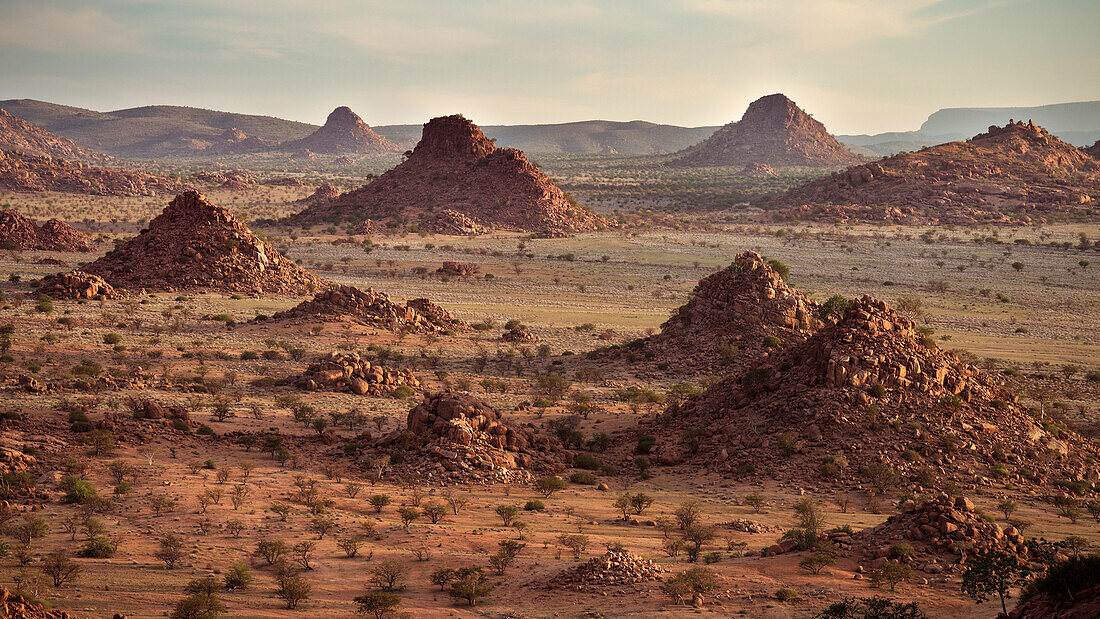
296,351,419,396
666,295,1099,489
281,106,398,155
0,586,72,618
286,114,606,237
594,251,820,374
674,94,862,168
773,120,1100,224
385,390,566,481
263,284,461,332
41,191,325,296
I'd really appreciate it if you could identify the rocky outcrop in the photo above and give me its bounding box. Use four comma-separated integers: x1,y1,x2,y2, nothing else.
0,210,89,251
40,191,324,296
594,252,820,374
846,495,1026,564
667,296,1099,489
296,352,419,396
281,106,398,155
674,94,861,168
36,271,115,299
548,550,665,592
285,115,606,237
437,261,479,277
383,390,566,481
296,182,340,204
0,109,111,163
0,149,183,197
773,120,1100,224
1085,139,1100,159
262,284,461,331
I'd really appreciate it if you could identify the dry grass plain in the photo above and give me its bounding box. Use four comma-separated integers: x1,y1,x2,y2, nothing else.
0,184,1097,618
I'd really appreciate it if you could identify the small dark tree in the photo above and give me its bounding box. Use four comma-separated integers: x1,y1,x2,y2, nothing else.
448,566,492,607
961,550,1030,615
430,567,457,591
41,550,81,587
156,534,186,569
354,591,401,618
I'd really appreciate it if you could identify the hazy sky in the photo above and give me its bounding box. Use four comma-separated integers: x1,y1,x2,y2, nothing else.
1,0,1097,134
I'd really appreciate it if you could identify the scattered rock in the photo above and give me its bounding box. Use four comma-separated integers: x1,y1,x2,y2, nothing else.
296,351,419,397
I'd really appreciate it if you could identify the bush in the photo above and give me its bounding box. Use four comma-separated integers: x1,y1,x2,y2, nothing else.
572,453,601,470
355,591,401,618
635,435,656,454
223,562,252,590
62,476,97,504
775,588,800,602
81,536,117,558
391,385,416,399
523,500,545,512
569,471,597,485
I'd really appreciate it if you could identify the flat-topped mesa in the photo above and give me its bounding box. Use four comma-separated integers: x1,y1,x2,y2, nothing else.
772,119,1100,224
593,251,820,373
662,294,1099,489
39,190,325,296
284,114,606,236
674,94,862,168
0,210,89,251
281,106,398,155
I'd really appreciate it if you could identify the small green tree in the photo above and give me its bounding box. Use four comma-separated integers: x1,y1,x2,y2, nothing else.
662,566,718,607
354,591,401,618
961,550,1031,615
448,566,492,607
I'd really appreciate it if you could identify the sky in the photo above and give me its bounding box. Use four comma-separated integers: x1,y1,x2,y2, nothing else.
0,0,1097,135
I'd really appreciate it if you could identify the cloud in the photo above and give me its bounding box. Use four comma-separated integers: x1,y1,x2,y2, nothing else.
0,4,138,53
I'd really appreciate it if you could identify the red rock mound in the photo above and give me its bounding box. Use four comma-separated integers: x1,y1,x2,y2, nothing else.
0,210,89,251
286,115,606,237
666,296,1099,489
296,182,340,204
0,149,183,196
282,106,398,155
205,127,276,154
42,191,324,295
378,390,567,481
772,120,1100,224
0,108,111,163
261,284,461,332
36,271,115,299
674,94,862,168
1086,139,1100,159
595,252,820,374
0,586,72,618
549,550,665,592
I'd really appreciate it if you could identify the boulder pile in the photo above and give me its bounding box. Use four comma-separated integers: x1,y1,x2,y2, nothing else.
297,352,419,396
595,252,820,374
666,296,1100,489
382,390,566,481
772,120,1100,224
438,261,479,276
845,495,1027,565
0,210,89,251
262,284,461,332
673,94,861,168
36,271,115,299
285,114,606,237
549,550,665,592
40,191,325,296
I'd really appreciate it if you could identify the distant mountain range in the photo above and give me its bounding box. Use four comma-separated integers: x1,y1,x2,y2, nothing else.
839,101,1100,156
1,98,1097,159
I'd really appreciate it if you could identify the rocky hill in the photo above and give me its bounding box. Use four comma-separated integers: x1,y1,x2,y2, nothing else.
1086,139,1100,159
593,252,820,373
772,120,1100,224
281,106,398,155
0,210,89,251
286,115,606,236
0,109,111,163
0,149,183,196
662,296,1099,491
673,94,862,168
40,191,324,295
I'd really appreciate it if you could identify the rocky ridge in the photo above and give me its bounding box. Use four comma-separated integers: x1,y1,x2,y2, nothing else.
665,296,1099,489
594,252,820,373
286,114,606,236
0,149,183,196
261,284,461,332
40,191,324,296
0,210,89,251
674,94,861,168
0,108,111,163
282,106,398,155
773,120,1100,224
